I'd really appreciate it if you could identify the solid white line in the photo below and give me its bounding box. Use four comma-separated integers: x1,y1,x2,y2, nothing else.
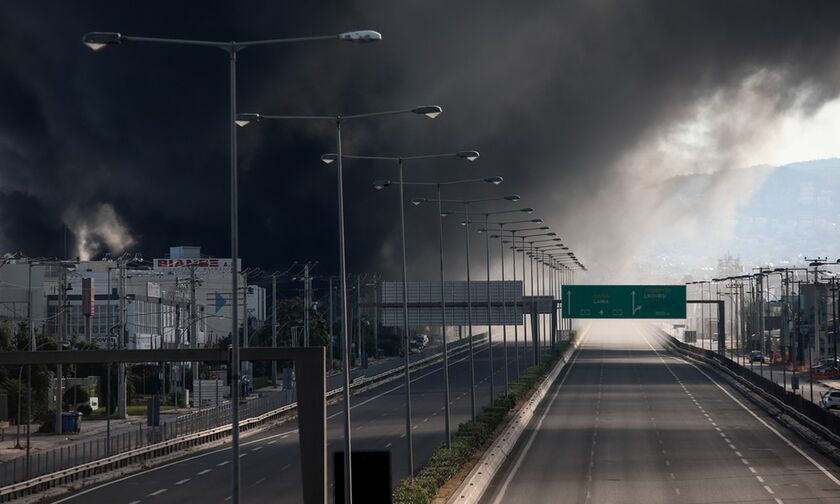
640,327,840,488
490,325,590,504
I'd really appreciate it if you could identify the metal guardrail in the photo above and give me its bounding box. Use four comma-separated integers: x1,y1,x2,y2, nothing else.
651,326,840,446
0,335,486,500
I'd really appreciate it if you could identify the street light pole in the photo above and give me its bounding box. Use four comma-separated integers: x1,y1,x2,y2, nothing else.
239,104,441,498
396,158,415,475
84,29,382,504
483,213,495,402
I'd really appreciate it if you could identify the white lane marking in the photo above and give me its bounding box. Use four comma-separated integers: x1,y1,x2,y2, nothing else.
218,461,230,466
251,446,263,451
175,478,190,485
756,476,765,483
197,469,212,475
239,453,248,458
643,330,840,488
52,345,495,503
267,440,277,444
128,501,141,504
491,325,590,504
385,442,392,448
763,485,775,494
148,488,167,496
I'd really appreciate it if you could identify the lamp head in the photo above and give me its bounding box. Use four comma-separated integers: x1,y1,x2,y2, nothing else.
321,153,338,164
519,207,533,213
235,113,261,127
373,180,391,190
411,105,443,119
484,176,503,185
531,219,543,223
83,32,123,51
503,194,521,202
457,150,480,161
411,198,427,206
338,30,383,43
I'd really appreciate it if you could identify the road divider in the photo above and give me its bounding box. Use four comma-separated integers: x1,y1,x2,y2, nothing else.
388,331,584,504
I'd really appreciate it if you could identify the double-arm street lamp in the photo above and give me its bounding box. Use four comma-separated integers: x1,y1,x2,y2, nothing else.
334,150,480,476
471,214,538,399
500,228,555,371
417,195,524,420
519,239,563,362
379,176,500,449
84,28,383,503
476,219,542,394
237,105,441,496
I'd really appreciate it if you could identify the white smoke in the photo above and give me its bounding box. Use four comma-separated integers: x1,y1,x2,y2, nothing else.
566,69,819,281
63,203,136,260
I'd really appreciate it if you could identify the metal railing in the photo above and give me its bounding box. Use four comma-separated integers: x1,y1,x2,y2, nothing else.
653,327,840,441
0,334,487,499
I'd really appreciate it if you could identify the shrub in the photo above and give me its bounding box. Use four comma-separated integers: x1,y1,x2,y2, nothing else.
77,403,93,416
393,343,571,501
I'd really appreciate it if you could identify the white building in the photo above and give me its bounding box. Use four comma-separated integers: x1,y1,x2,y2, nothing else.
0,246,265,350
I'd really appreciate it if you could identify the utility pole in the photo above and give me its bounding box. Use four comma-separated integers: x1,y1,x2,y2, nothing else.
303,263,310,347
328,277,334,371
55,266,66,434
806,257,829,364
190,265,199,408
356,274,363,368
271,273,278,385
372,276,379,359
117,262,127,419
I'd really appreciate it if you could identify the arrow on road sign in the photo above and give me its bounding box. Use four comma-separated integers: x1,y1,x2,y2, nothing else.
631,290,642,316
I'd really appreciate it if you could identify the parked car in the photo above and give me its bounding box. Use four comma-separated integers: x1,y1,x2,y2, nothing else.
749,351,765,363
413,334,429,348
819,390,840,410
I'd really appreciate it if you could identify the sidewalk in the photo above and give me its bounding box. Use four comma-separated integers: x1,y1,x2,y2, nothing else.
0,408,188,463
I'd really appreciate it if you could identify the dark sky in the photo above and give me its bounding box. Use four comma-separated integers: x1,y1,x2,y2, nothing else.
2,1,840,279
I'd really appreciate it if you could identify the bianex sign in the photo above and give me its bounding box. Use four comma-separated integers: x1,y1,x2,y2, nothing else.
153,258,240,272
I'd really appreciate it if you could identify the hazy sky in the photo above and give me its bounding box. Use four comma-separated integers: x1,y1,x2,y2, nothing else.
2,1,840,281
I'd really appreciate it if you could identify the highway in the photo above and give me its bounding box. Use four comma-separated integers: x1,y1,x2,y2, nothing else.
48,335,538,503
482,321,840,504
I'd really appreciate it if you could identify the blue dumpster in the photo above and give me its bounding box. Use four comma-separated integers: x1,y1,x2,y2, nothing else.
63,412,81,433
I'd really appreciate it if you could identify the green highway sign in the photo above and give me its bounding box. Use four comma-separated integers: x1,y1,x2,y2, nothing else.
562,285,686,319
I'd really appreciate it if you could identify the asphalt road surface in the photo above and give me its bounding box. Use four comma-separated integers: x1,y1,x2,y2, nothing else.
482,321,840,504
47,334,542,503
